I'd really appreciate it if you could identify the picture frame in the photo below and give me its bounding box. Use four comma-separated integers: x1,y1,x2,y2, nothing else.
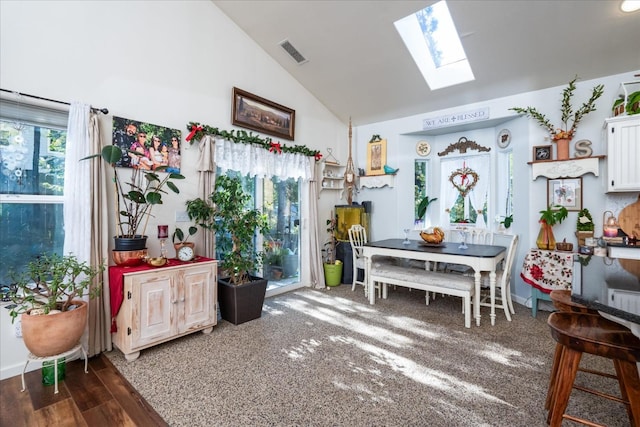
533,145,552,161
366,138,387,175
232,87,295,141
547,178,582,211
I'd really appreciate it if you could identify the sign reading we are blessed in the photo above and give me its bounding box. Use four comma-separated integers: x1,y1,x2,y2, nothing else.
422,107,490,130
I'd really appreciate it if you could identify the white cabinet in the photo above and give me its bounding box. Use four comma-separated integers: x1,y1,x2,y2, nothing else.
113,260,217,361
605,115,640,192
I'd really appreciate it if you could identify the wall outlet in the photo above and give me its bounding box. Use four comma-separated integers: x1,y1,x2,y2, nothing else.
175,211,190,222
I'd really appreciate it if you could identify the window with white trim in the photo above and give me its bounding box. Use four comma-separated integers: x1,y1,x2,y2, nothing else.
0,98,68,285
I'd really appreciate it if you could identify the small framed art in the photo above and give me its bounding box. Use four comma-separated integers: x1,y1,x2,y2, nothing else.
366,138,387,175
547,178,582,211
533,145,552,161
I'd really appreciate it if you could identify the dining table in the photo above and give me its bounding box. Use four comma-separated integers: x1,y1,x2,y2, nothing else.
363,239,506,326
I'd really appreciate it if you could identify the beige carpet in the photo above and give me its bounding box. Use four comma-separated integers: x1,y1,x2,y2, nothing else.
106,285,627,426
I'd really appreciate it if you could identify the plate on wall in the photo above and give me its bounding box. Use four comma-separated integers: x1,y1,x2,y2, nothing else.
497,129,511,148
416,140,431,156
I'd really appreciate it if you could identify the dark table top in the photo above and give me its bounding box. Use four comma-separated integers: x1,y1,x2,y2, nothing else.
571,256,640,324
366,239,506,257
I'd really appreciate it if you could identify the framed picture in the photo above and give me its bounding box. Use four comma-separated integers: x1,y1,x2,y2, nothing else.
232,87,295,141
366,138,387,176
547,178,582,211
112,116,181,173
533,145,552,161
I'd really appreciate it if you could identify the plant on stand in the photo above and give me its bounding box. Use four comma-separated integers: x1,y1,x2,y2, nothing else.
510,76,604,160
323,214,343,287
8,253,105,357
537,205,568,250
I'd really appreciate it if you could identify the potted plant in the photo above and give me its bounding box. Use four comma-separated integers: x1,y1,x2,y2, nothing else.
84,145,185,254
264,240,285,280
510,76,604,160
575,208,594,246
416,195,438,225
323,214,343,287
191,174,270,325
172,226,198,258
8,253,105,357
537,205,568,250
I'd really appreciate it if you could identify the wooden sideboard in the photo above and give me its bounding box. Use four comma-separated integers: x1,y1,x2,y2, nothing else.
110,258,217,361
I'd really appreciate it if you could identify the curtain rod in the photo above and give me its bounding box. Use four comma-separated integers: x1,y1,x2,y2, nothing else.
0,88,109,115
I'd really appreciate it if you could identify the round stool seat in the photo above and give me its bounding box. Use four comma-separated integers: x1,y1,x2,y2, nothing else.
548,312,640,363
549,290,598,314
546,312,640,427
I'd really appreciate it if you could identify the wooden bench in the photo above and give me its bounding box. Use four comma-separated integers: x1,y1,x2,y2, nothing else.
370,263,475,328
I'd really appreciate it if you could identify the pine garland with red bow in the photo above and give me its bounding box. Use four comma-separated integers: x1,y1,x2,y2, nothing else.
185,122,322,160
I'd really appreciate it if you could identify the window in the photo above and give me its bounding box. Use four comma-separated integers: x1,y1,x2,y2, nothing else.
496,150,514,227
0,98,68,285
414,159,434,228
440,155,489,227
395,0,474,90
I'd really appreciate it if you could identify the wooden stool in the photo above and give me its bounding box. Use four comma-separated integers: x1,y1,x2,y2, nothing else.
546,312,640,427
549,289,598,315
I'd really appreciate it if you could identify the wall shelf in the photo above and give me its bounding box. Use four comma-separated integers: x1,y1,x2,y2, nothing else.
527,156,605,180
359,175,395,189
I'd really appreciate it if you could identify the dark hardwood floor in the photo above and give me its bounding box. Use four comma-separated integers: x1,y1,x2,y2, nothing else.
0,353,166,427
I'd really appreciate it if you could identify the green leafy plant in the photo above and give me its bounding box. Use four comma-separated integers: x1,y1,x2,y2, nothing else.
500,214,513,229
172,226,198,244
417,195,438,220
510,76,604,141
83,145,185,238
8,254,104,322
539,205,568,227
190,174,269,285
576,208,594,232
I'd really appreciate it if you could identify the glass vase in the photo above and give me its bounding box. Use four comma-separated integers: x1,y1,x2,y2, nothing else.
536,221,556,250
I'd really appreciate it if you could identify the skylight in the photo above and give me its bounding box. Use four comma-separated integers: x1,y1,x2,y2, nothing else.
394,0,474,90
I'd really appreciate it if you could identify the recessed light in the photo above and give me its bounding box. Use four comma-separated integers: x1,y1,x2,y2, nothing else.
621,0,640,12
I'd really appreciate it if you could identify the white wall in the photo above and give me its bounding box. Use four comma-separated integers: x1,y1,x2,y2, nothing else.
0,0,346,379
352,70,640,307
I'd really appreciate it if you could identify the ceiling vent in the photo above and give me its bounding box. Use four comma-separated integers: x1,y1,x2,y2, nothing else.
279,39,308,65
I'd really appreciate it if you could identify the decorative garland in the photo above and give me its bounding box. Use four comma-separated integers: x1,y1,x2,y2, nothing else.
448,162,479,197
185,122,323,161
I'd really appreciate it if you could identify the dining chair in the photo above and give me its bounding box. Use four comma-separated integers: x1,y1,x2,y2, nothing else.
443,227,492,274
348,224,368,293
478,233,519,323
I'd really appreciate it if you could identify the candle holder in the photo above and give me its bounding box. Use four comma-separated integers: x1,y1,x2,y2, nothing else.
157,225,169,258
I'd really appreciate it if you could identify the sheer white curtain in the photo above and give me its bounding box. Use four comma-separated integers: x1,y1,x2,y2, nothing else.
467,154,490,229
63,103,92,352
214,137,312,180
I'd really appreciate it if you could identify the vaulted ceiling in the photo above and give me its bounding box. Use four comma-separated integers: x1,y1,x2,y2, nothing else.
213,0,640,126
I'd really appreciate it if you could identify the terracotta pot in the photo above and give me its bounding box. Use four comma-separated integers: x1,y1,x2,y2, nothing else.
21,300,87,357
555,138,571,160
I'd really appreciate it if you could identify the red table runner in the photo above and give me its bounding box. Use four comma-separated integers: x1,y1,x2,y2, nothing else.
109,257,214,332
520,249,573,294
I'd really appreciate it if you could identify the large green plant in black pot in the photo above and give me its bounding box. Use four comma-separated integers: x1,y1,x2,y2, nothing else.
189,174,269,325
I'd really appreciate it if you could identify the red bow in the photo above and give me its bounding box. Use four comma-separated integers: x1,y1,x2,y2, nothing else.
186,125,203,142
314,152,323,161
269,142,282,154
